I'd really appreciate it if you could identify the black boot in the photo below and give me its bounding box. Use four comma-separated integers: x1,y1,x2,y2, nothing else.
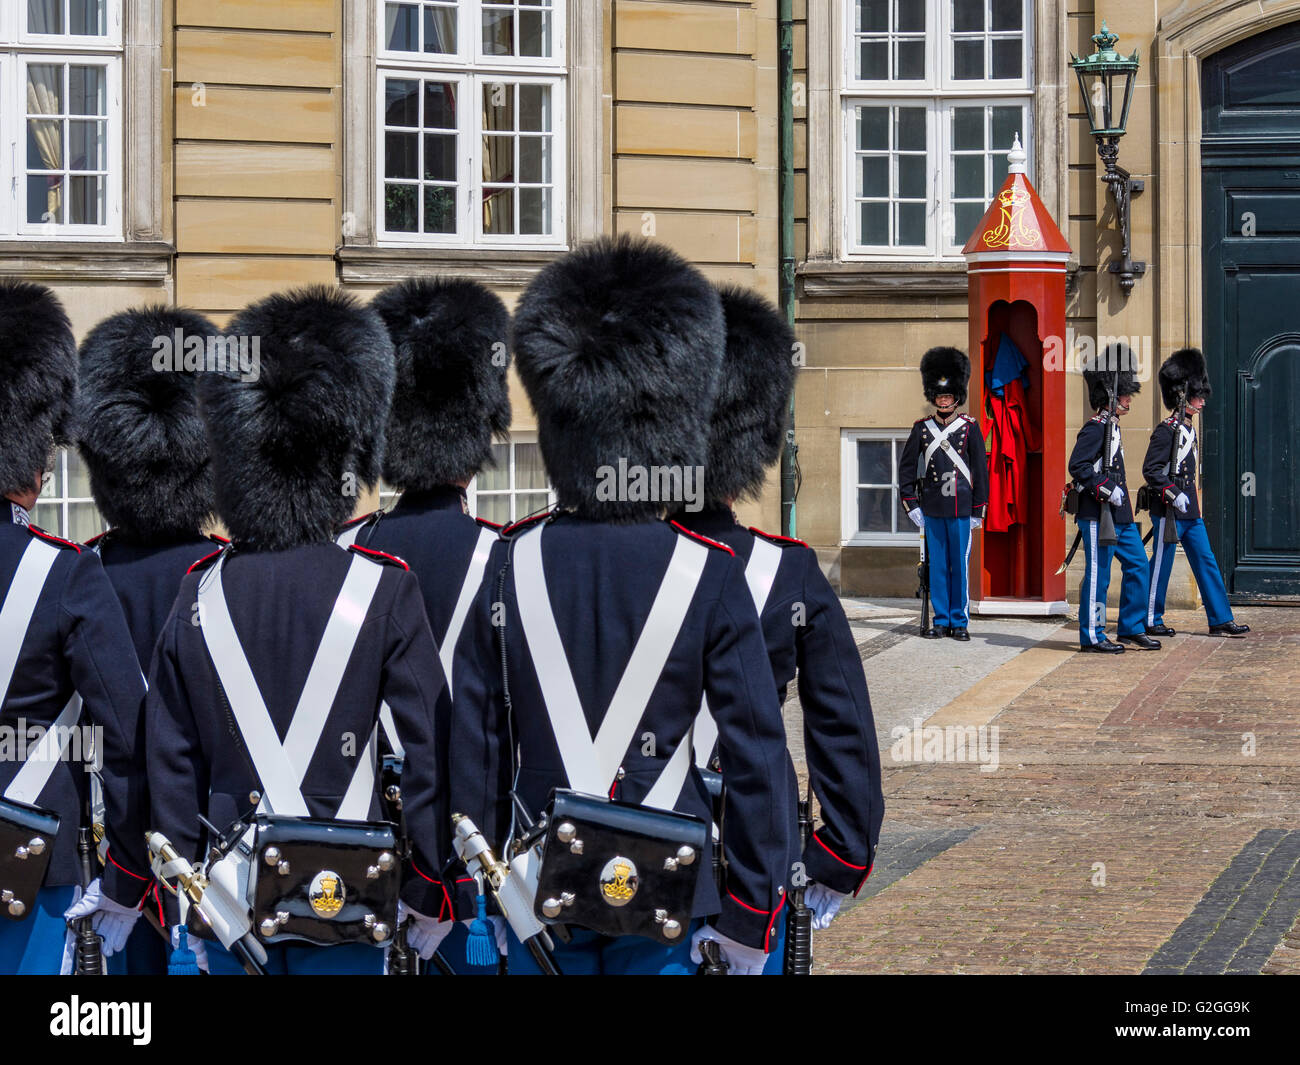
1119,633,1162,650
948,628,970,641
1146,624,1176,637
1080,639,1125,654
1209,621,1250,637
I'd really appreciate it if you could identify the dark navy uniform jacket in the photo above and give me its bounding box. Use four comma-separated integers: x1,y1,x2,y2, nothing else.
144,540,454,922
675,509,883,896
0,515,150,906
899,413,989,519
1069,412,1135,525
87,531,226,672
450,512,796,950
1142,414,1201,520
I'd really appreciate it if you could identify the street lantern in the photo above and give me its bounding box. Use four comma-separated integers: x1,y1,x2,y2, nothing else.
1070,22,1145,295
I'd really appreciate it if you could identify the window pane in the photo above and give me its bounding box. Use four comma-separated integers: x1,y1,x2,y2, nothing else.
70,120,106,171
858,488,893,533
515,491,550,518
519,187,548,234
68,175,103,224
857,107,888,150
519,84,550,132
424,133,456,180
66,450,92,498
897,201,925,245
68,504,103,542
483,8,513,55
385,184,417,231
27,63,63,113
423,186,456,233
954,154,983,199
385,3,419,51
477,494,511,526
896,107,925,150
424,82,457,129
858,0,888,33
483,188,514,234
954,39,983,79
895,39,924,80
386,131,418,179
953,0,983,32
479,443,510,491
28,0,62,34
424,4,457,54
953,106,983,150
484,82,514,129
519,135,549,183
32,503,63,536
28,119,63,171
991,38,1021,79
483,135,513,183
515,443,547,490
69,0,106,36
858,40,887,79
859,155,888,197
857,440,891,484
991,0,1022,31
991,106,1021,151
955,201,985,246
385,79,419,127
68,67,105,117
519,9,550,57
860,201,888,244
896,0,924,32
897,154,925,199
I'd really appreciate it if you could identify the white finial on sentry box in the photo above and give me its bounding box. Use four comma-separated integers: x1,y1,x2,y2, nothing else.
1007,132,1026,174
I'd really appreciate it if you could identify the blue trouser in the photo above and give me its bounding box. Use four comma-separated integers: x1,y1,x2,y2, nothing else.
925,515,971,628
506,920,702,975
0,885,75,975
1147,516,1234,628
1078,520,1150,645
205,938,385,975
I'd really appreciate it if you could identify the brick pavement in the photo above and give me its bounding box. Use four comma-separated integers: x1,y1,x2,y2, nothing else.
801,605,1300,974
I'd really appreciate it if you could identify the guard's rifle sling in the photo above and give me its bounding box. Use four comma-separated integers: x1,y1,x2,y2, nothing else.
1162,388,1186,545
783,792,813,976
1098,359,1120,547
73,793,103,975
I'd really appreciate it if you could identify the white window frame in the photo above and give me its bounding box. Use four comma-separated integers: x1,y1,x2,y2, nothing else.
841,429,915,546
840,0,1032,263
34,448,105,540
466,430,555,523
375,0,568,250
0,1,123,240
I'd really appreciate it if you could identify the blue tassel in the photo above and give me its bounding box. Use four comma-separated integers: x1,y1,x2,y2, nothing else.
168,928,202,976
466,894,496,968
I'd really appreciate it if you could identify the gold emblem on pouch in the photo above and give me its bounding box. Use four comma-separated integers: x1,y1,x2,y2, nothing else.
309,870,346,918
600,856,639,906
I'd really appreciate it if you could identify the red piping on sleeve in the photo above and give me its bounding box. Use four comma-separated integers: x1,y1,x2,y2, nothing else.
105,847,148,880
812,831,867,870
412,860,454,920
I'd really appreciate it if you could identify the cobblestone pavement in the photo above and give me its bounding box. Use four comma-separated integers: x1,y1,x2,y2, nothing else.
787,604,1300,974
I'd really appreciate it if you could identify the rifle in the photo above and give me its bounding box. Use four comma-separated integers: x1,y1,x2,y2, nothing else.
1162,389,1187,545
783,793,813,976
382,771,419,976
1098,358,1120,547
916,528,931,636
696,939,729,975
74,794,103,975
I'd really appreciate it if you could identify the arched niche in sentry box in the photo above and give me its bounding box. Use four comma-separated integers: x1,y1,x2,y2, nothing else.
963,134,1069,615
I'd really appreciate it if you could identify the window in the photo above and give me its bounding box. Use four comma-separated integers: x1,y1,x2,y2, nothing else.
842,0,1031,259
34,449,105,541
0,1,122,239
376,0,566,247
841,430,914,545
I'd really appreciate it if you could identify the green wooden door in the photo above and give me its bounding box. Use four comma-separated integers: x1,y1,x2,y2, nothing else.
1202,24,1300,600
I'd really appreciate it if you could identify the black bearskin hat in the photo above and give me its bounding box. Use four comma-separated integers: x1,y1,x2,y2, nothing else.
75,306,220,542
370,277,510,492
702,285,797,508
920,346,971,407
1158,347,1211,410
0,281,77,499
198,286,395,550
1083,341,1142,410
511,236,725,521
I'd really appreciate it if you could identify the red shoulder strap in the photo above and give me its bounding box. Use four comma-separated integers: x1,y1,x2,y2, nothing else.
186,547,222,574
669,520,734,556
747,526,808,548
349,544,409,570
29,527,81,553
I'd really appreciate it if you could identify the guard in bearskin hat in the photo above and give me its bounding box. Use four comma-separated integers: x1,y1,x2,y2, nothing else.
449,236,794,975
673,285,883,974
0,282,151,974
898,347,989,639
144,286,454,975
1069,343,1158,652
1141,348,1248,637
73,304,232,973
337,276,512,971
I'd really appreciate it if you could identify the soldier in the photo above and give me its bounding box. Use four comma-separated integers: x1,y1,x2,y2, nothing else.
673,285,883,974
451,237,795,975
899,347,989,641
0,281,150,974
1142,348,1249,638
145,287,454,975
1069,346,1159,653
74,305,231,974
339,276,512,969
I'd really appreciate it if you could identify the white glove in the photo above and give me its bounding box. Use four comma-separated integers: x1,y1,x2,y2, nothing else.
1108,486,1126,506
804,883,848,931
689,925,769,976
63,878,139,956
398,901,455,960
907,508,925,529
1172,492,1189,514
170,923,210,973
970,515,983,530
460,914,508,956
